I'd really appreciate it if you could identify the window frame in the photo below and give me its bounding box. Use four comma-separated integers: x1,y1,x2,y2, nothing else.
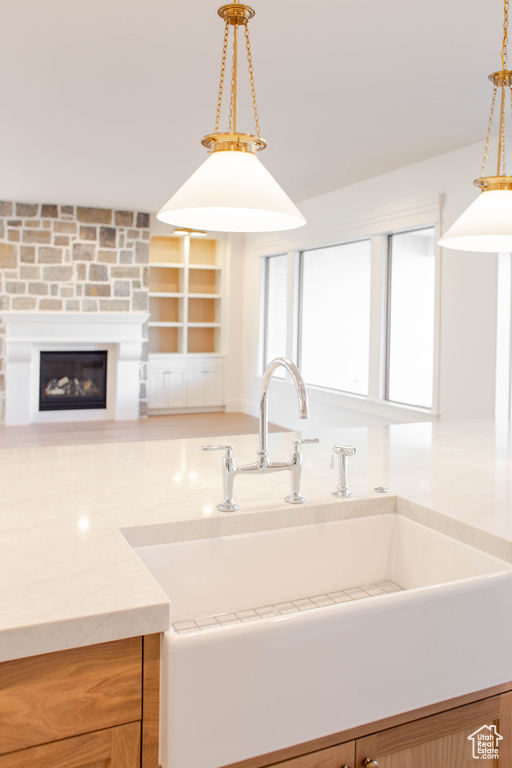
256,196,442,420
297,237,372,397
260,253,289,373
384,226,437,410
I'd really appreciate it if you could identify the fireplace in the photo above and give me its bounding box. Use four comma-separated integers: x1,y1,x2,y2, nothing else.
39,351,108,411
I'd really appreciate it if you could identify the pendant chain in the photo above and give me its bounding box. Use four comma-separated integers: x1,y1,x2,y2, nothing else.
481,86,498,177
502,88,508,174
229,41,236,132
503,0,509,69
244,25,260,137
215,21,230,133
213,11,261,138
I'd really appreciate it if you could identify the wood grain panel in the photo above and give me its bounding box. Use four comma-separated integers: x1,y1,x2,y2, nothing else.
111,721,141,768
224,682,512,768
270,742,355,768
142,634,161,768
0,722,141,767
0,638,142,755
0,727,112,768
497,690,512,765
355,696,504,768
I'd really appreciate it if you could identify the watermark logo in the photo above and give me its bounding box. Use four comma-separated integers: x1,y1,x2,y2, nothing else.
468,725,503,760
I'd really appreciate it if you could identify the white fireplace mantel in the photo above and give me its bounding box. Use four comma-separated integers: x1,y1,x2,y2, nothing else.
1,312,149,425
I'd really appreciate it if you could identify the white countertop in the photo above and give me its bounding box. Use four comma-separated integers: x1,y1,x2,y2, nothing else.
2,418,512,663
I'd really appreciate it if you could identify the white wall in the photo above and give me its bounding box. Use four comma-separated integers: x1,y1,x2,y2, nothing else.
236,140,499,431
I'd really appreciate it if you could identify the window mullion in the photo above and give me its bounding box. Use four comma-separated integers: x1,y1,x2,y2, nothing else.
368,234,388,402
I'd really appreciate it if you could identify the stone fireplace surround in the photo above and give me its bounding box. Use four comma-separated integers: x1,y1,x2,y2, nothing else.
0,201,151,423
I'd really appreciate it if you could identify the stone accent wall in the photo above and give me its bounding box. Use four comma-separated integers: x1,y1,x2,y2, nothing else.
0,201,150,423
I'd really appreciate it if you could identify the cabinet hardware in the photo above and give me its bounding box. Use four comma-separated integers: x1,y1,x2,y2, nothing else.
363,760,378,768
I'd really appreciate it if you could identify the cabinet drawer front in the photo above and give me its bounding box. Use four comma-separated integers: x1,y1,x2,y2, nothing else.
0,722,141,768
270,742,355,768
0,638,142,755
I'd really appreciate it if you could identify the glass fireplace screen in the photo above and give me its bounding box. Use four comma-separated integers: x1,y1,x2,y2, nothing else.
39,351,108,411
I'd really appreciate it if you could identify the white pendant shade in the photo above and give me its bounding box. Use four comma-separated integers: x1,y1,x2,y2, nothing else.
157,150,306,233
438,189,512,252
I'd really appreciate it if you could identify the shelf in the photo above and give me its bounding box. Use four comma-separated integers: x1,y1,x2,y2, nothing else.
187,264,221,271
188,296,220,324
149,267,182,294
189,238,218,267
149,262,185,269
149,236,183,265
188,293,221,299
149,296,182,324
187,322,221,328
149,292,184,298
149,326,181,354
188,326,219,354
189,269,220,295
149,322,183,328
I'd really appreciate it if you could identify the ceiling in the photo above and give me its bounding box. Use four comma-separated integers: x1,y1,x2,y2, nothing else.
0,0,504,212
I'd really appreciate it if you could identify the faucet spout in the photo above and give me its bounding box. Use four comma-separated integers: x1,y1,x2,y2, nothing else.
259,357,309,456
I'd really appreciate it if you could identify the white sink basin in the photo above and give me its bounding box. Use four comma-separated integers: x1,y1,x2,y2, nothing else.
134,511,512,768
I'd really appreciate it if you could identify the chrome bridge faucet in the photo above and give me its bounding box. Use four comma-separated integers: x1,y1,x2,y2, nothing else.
202,357,319,512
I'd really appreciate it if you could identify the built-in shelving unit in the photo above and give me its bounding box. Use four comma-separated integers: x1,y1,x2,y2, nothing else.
148,236,222,355
147,233,226,413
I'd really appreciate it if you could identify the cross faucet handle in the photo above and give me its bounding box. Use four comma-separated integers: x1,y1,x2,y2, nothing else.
293,437,320,446
201,444,234,456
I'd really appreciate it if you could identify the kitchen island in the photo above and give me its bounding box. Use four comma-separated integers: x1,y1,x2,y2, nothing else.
1,418,512,767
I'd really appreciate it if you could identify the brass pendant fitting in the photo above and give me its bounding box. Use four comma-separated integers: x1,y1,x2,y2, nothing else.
217,4,255,25
474,175,512,191
201,132,267,154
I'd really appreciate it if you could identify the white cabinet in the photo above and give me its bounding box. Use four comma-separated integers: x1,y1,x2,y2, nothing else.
203,367,224,406
148,356,224,412
186,364,224,408
148,368,187,409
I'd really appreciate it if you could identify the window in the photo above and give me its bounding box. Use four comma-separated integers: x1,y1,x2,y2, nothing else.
300,240,371,395
386,228,436,409
262,254,288,371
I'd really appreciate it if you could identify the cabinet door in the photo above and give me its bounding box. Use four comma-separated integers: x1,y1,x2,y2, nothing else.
148,368,168,409
0,637,141,754
165,369,187,408
355,693,512,767
186,367,224,407
204,367,224,406
186,368,207,407
268,742,355,768
0,722,141,768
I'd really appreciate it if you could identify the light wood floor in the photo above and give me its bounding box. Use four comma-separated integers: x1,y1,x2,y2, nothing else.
0,412,284,449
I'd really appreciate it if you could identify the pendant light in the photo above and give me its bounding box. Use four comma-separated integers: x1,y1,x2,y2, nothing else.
439,0,512,253
157,2,306,234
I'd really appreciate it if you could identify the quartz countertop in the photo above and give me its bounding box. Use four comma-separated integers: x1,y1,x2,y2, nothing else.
2,418,512,663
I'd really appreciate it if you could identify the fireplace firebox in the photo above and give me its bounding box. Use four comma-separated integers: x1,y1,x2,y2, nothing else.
39,351,108,411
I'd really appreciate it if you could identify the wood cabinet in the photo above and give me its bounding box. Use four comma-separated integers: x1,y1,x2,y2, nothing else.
244,687,512,768
272,743,355,768
0,722,140,768
0,634,160,768
355,694,511,768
